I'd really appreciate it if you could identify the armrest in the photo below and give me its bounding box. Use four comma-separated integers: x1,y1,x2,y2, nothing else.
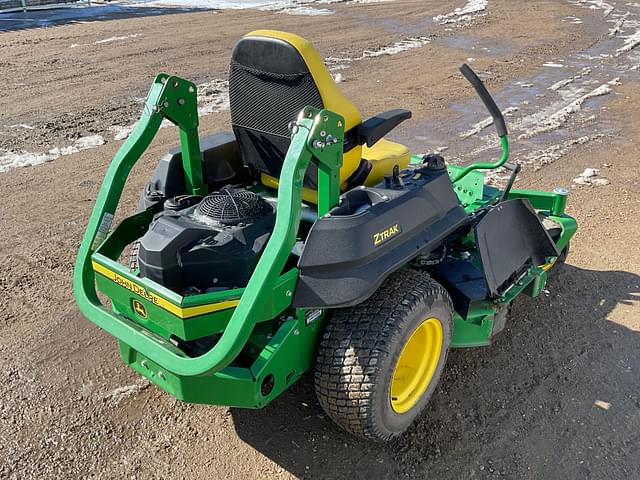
355,109,412,147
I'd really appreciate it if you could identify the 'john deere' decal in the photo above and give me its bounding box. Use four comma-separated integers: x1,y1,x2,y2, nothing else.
91,260,240,319
373,223,401,247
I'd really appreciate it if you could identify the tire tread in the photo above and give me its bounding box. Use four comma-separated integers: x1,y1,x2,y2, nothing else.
314,269,452,441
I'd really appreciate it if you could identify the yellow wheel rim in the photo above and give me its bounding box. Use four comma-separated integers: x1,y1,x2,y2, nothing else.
390,317,443,414
539,259,557,271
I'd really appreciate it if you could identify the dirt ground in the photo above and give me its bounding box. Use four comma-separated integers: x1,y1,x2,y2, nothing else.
1,0,639,478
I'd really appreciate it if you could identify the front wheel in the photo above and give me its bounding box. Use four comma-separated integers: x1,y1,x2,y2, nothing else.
314,270,452,441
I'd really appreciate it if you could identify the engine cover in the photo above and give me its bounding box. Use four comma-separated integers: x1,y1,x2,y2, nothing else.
137,189,275,293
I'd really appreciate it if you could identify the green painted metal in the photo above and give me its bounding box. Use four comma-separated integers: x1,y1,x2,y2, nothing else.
94,273,229,340
445,174,578,347
305,109,344,216
508,188,556,210
92,228,299,340
451,135,510,183
552,191,568,216
74,75,346,381
448,167,486,207
77,98,345,406
546,214,577,252
451,311,493,348
73,70,578,408
118,309,324,408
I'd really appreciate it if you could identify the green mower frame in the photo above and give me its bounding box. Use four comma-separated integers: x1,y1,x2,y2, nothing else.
74,67,576,428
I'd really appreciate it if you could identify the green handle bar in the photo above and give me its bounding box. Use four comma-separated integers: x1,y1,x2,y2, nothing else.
452,63,510,183
74,122,313,377
73,74,344,377
450,135,510,183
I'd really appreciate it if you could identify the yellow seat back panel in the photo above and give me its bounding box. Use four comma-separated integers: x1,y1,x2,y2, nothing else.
246,30,363,184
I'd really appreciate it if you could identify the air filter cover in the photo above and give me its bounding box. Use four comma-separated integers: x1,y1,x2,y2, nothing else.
195,189,272,226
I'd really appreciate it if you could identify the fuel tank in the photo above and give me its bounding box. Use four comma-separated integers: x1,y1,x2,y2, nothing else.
293,164,469,308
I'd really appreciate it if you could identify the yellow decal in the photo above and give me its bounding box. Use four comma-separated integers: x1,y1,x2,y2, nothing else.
373,223,401,247
132,299,147,318
92,261,239,319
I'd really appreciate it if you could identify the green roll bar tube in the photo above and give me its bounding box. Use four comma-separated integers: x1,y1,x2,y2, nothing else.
73,73,345,377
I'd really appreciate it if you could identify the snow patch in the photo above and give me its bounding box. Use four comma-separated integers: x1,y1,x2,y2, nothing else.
196,78,230,115
572,0,614,16
460,106,519,138
119,0,393,12
573,167,610,186
609,11,630,36
548,67,591,91
109,124,136,141
258,2,333,15
518,80,616,139
74,134,105,149
521,135,602,170
8,124,34,129
0,151,55,172
615,29,640,56
279,6,333,15
362,36,431,57
433,0,488,24
324,35,432,74
103,380,150,404
0,135,105,173
122,0,274,8
549,78,575,91
543,62,565,68
95,34,141,45
563,15,583,24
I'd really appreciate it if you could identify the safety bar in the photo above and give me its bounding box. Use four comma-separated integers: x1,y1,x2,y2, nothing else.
73,73,344,377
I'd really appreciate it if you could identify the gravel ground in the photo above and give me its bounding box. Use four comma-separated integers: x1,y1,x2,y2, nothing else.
0,1,639,478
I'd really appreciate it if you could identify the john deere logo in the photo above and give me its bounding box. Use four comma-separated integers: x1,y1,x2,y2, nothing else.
373,223,401,247
132,299,147,318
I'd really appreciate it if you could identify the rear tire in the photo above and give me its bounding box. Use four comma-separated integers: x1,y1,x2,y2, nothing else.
314,270,452,441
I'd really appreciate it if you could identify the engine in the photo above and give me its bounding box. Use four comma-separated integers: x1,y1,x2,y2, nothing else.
137,188,275,294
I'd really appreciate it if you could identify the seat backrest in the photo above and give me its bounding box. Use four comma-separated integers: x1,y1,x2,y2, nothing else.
229,30,363,191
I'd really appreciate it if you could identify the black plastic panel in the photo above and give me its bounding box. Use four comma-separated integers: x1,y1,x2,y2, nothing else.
138,132,244,211
474,198,559,297
432,257,488,317
355,109,412,147
138,202,275,293
293,168,469,308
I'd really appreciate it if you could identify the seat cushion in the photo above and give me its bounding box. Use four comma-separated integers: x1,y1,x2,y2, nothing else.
362,139,411,186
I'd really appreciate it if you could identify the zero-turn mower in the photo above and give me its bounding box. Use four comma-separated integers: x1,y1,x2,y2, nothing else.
74,31,577,441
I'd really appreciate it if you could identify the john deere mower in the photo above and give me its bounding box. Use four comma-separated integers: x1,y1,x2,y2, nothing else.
74,31,576,441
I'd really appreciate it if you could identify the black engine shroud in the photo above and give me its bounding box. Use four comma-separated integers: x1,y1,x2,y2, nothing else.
137,189,275,293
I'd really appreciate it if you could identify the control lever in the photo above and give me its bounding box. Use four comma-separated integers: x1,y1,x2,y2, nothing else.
500,162,521,202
